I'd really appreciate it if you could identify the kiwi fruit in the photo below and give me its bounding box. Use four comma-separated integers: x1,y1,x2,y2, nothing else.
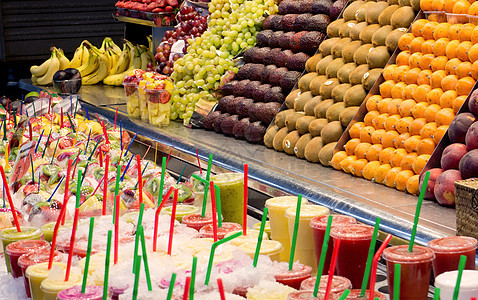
386,28,407,52
327,19,345,38
344,85,368,107
294,133,313,158
337,63,357,84
282,131,301,155
365,2,389,24
388,0,399,4
355,2,375,22
285,89,301,109
367,46,391,68
349,64,370,85
342,41,363,63
316,56,334,75
310,76,329,95
275,109,295,128
349,22,368,41
326,102,347,122
320,78,340,99
304,137,324,163
362,68,383,90
339,106,359,127
318,142,337,166
398,0,410,7
298,73,318,92
378,5,399,26
339,21,358,39
305,54,322,72
372,25,393,47
273,127,289,151
410,0,420,11
326,59,345,78
314,99,334,118
360,24,381,44
391,6,415,29
353,44,374,65
304,96,323,116
332,84,352,102
296,116,316,135
342,1,365,21
321,121,344,144
319,38,340,56
294,91,314,111
332,38,353,59
309,118,329,136
264,125,279,148
285,111,304,131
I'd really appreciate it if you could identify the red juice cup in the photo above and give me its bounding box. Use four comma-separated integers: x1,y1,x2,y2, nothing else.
199,222,242,240
382,245,435,300
300,275,352,294
330,224,374,289
310,215,356,275
274,263,313,289
427,236,477,277
57,285,103,300
345,289,386,299
287,290,339,299
5,240,50,278
182,213,214,231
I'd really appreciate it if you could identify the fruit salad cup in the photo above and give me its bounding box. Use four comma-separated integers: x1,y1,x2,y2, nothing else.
146,85,173,126
123,69,145,118
137,81,149,122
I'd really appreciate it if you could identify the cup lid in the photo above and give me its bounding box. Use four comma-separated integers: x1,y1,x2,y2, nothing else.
310,214,357,230
330,224,374,241
428,236,478,254
265,196,308,209
285,205,329,219
435,270,478,290
382,245,435,264
6,239,50,256
300,275,352,293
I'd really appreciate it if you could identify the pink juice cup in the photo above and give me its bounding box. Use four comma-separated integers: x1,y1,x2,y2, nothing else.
345,289,386,299
182,213,215,231
274,263,313,290
287,290,339,299
310,215,356,275
330,224,374,289
300,275,352,294
199,222,242,240
5,239,50,278
57,285,103,300
427,236,477,278
110,285,128,300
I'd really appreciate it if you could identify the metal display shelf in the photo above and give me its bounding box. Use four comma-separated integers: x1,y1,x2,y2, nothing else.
20,81,460,250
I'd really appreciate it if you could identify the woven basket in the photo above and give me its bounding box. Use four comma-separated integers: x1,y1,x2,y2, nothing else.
455,179,478,239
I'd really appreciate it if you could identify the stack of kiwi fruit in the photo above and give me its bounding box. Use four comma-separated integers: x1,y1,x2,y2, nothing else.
264,0,419,166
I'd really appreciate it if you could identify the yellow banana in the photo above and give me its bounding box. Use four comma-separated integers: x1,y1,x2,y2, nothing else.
36,50,60,85
82,54,109,85
99,38,108,54
107,49,118,73
57,48,70,70
77,48,99,77
147,35,153,53
107,38,122,53
103,72,126,86
81,46,89,65
109,44,129,76
140,51,151,70
31,75,37,85
30,53,53,77
69,45,84,68
132,46,142,69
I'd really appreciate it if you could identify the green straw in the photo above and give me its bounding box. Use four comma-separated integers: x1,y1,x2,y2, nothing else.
314,215,333,297
192,174,208,217
409,171,430,252
289,194,303,270
76,170,82,208
133,203,145,272
87,137,103,161
360,217,381,297
167,273,176,300
253,207,268,267
66,113,76,133
158,157,166,208
41,132,51,158
81,217,95,293
214,184,222,228
190,256,197,300
102,230,112,300
205,231,242,285
50,138,59,165
139,225,152,291
202,154,213,217
30,155,35,184
113,165,121,224
338,289,351,300
132,254,141,300
453,255,467,300
393,264,401,300
434,287,440,300
177,164,187,184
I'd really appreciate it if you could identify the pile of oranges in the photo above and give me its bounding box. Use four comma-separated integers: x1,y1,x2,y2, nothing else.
331,18,478,195
421,0,478,17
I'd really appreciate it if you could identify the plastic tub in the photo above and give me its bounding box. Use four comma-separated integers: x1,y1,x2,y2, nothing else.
469,15,478,25
124,82,141,118
424,11,447,22
446,13,468,24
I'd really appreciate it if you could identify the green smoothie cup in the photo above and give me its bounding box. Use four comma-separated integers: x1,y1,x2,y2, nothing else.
41,221,73,242
161,204,200,222
1,226,43,273
210,172,244,224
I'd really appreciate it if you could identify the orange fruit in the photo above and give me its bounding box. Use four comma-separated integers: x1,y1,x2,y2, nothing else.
350,159,369,177
413,84,432,102
452,95,467,113
424,103,442,122
395,170,415,191
471,60,478,79
366,95,382,112
390,148,408,168
363,161,382,181
449,24,464,40
435,107,456,126
349,122,365,139
406,175,420,195
411,102,430,118
444,0,459,13
331,151,348,170
420,122,438,139
433,23,451,39
433,38,449,57
394,132,411,149
412,19,428,37
419,53,435,70
433,125,449,143
377,98,393,114
445,58,463,75
405,68,421,85
430,56,448,72
371,129,387,145
409,52,424,69
430,70,448,88
366,144,384,161
458,23,476,42
421,0,433,10
396,51,412,66
374,163,392,184
381,131,400,148
394,65,411,83
446,40,461,59
387,99,403,115
439,90,458,108
372,113,389,130
344,138,361,156
422,22,438,40
457,41,473,62
412,154,431,174
391,82,408,99
364,110,380,126
384,167,403,188
426,88,444,104
395,116,415,134
384,114,402,131
417,138,437,155
441,74,459,90
471,26,478,43
398,33,415,51
383,65,397,81
410,37,426,53
339,155,357,173
431,0,446,11
409,118,428,135
380,80,395,98
398,99,417,117
422,39,436,55
400,153,419,171
456,76,476,95
359,126,375,144
404,135,422,153
403,84,418,99
417,70,433,86
469,1,478,15
452,0,470,14
379,148,395,165
470,44,478,64
456,61,473,78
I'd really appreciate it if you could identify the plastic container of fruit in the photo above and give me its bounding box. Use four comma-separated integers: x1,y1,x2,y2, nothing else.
129,9,140,18
424,11,446,22
116,8,128,16
145,12,176,26
469,15,478,25
52,78,82,95
446,13,468,24
137,81,149,122
123,82,141,118
146,88,173,126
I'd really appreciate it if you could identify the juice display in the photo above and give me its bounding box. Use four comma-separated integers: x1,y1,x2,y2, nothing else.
427,236,477,277
1,226,44,273
5,239,50,278
57,285,103,300
274,263,313,289
265,196,308,262
435,270,478,300
199,222,242,239
285,205,329,271
182,213,214,231
382,245,435,300
40,272,82,300
25,262,67,300
161,204,200,222
330,224,374,288
345,289,386,299
300,275,352,294
210,172,244,224
310,215,356,275
287,290,338,299
238,240,283,261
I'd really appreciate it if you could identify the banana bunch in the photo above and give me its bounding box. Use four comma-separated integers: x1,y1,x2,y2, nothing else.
30,47,70,86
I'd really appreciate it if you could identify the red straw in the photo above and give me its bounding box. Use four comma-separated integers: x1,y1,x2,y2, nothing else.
153,187,174,252
99,151,103,168
183,276,191,300
102,123,110,144
243,164,248,235
195,149,202,175
217,278,226,300
102,155,109,215
114,107,118,129
60,108,64,128
324,239,341,300
61,159,74,225
165,150,172,168
114,194,120,264
48,95,51,114
29,123,32,141
167,189,178,255
0,166,21,232
65,207,79,281
369,234,393,300
137,155,142,205
210,181,218,242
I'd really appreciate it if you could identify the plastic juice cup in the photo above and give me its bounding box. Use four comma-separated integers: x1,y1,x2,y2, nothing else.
253,221,271,239
285,205,329,272
57,285,103,300
1,226,44,273
310,215,356,275
182,213,215,231
0,208,24,232
300,275,352,294
26,262,67,300
265,196,308,262
238,239,284,261
427,236,477,278
435,270,478,300
210,172,244,224
5,239,50,278
161,204,200,222
329,224,374,289
274,263,313,289
224,229,269,246
137,83,149,122
18,249,62,298
110,286,128,300
287,290,339,299
199,222,242,240
382,245,435,300
345,289,386,299
146,89,172,126
40,272,82,300
124,82,140,118
41,221,73,242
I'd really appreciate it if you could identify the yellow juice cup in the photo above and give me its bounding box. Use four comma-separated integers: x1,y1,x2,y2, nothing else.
238,240,283,262
41,272,82,300
253,221,271,239
224,229,269,247
26,262,67,300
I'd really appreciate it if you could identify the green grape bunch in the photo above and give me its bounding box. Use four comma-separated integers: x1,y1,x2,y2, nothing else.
170,0,278,124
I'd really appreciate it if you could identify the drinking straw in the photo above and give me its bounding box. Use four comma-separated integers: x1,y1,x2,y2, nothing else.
84,106,90,120
120,121,123,150
102,155,109,215
183,277,191,300
165,149,173,168
393,264,401,300
158,157,166,208
74,97,79,118
32,100,36,117
138,225,152,291
70,95,73,115
28,122,32,141
3,189,5,208
142,145,151,160
338,290,350,300
324,239,341,300
243,164,248,235
167,189,179,255
60,107,64,128
0,119,4,140
114,165,121,220
35,129,44,153
133,203,145,272
81,217,95,293
99,151,103,168
202,154,213,217
41,131,51,158
120,155,134,182
195,148,202,175
314,215,333,297
153,186,174,252
132,254,141,300
214,184,222,227
102,230,112,300
0,166,20,232
87,137,103,161
360,217,381,297
114,194,120,264
20,96,24,115
124,133,137,158
61,159,73,225
368,234,393,300
30,155,35,184
71,150,81,181
84,129,92,155
204,231,243,285
434,288,440,300
210,181,218,242
46,176,65,202
453,255,467,300
190,256,197,300
409,171,430,252
167,273,177,300
50,138,60,164
289,194,303,270
137,155,143,205
66,113,76,133
12,111,16,128
177,164,188,184
65,170,82,281
134,162,149,190
253,207,268,267
154,143,158,168
101,122,110,145
217,278,226,300
114,107,118,129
